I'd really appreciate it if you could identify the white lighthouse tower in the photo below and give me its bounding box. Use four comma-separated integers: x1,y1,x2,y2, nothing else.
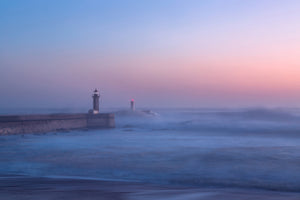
92,89,100,114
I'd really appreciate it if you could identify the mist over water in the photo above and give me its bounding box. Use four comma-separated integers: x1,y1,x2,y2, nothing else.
1,108,300,192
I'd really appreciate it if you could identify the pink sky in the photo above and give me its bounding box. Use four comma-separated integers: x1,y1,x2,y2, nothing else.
1,0,300,108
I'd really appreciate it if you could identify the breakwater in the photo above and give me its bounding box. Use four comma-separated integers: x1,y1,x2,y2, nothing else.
0,113,115,135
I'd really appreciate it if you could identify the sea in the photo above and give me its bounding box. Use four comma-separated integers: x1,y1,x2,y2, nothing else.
1,107,300,199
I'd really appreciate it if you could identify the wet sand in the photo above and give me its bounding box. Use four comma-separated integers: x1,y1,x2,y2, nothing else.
1,176,300,200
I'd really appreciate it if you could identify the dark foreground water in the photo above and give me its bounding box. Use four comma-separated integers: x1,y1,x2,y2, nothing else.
1,108,300,199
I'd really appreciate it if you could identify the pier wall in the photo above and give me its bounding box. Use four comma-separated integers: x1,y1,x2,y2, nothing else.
0,113,115,135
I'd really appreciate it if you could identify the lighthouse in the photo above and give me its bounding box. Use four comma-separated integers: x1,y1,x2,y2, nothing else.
92,89,100,114
130,99,135,111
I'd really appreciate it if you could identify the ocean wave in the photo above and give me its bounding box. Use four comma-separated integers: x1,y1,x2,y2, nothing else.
1,108,300,193
115,108,300,135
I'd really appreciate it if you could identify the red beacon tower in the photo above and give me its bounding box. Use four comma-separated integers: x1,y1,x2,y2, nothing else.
130,99,135,111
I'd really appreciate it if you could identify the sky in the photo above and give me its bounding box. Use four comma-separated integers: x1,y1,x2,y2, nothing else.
1,0,300,109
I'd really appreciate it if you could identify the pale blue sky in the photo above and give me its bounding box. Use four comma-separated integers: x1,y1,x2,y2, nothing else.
1,0,300,108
